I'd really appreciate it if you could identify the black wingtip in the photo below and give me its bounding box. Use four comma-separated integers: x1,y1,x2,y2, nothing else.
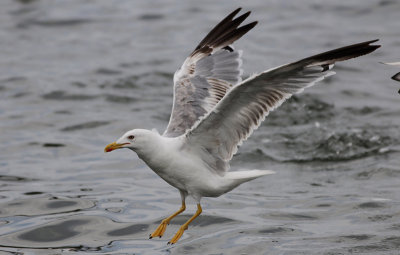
248,20,258,28
228,7,242,19
229,11,252,30
213,20,258,47
242,11,252,19
365,39,381,51
366,39,380,44
234,11,251,24
193,8,256,54
238,21,258,35
392,72,400,82
299,39,381,68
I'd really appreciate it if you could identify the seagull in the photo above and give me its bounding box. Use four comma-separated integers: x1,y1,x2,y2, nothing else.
104,8,380,244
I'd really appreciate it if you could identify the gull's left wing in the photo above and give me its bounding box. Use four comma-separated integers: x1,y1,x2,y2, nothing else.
163,8,257,137
185,40,380,175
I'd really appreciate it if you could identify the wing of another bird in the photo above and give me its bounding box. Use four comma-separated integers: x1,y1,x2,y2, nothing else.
393,72,400,82
381,62,400,82
185,40,380,175
163,8,257,137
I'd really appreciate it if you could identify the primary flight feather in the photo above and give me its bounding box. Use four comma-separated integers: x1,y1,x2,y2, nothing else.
104,8,380,244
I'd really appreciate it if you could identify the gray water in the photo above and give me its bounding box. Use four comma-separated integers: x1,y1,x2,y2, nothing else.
0,0,400,254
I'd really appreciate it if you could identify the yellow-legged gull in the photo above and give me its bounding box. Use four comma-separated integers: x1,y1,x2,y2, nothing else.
105,8,380,244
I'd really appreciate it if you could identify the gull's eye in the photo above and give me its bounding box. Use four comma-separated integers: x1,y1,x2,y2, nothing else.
127,135,135,140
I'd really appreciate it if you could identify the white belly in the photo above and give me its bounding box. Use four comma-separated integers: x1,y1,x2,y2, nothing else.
135,135,235,199
140,147,229,198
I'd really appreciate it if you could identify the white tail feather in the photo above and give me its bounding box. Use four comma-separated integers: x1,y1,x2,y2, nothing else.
226,169,275,185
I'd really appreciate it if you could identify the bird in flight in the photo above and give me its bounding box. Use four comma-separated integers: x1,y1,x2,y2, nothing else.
104,8,380,244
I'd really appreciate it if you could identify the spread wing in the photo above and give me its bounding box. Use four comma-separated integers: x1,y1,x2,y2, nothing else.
163,8,257,137
185,40,380,174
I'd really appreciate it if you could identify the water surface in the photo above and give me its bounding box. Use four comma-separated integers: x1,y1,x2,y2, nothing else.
1,0,400,254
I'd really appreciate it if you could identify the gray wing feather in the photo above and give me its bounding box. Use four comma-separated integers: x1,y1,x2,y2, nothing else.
163,8,256,137
164,50,242,137
195,50,243,84
186,40,380,174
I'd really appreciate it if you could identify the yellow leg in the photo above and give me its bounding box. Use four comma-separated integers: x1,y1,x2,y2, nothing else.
149,201,186,239
168,204,202,244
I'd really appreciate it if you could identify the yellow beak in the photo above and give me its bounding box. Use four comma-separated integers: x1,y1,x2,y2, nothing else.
104,142,129,152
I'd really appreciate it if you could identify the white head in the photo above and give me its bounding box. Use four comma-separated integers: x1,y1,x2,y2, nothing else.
104,129,157,153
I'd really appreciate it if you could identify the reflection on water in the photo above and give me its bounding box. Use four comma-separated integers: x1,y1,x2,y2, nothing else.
0,197,94,217
1,0,400,254
107,224,149,237
0,198,237,252
19,219,87,243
